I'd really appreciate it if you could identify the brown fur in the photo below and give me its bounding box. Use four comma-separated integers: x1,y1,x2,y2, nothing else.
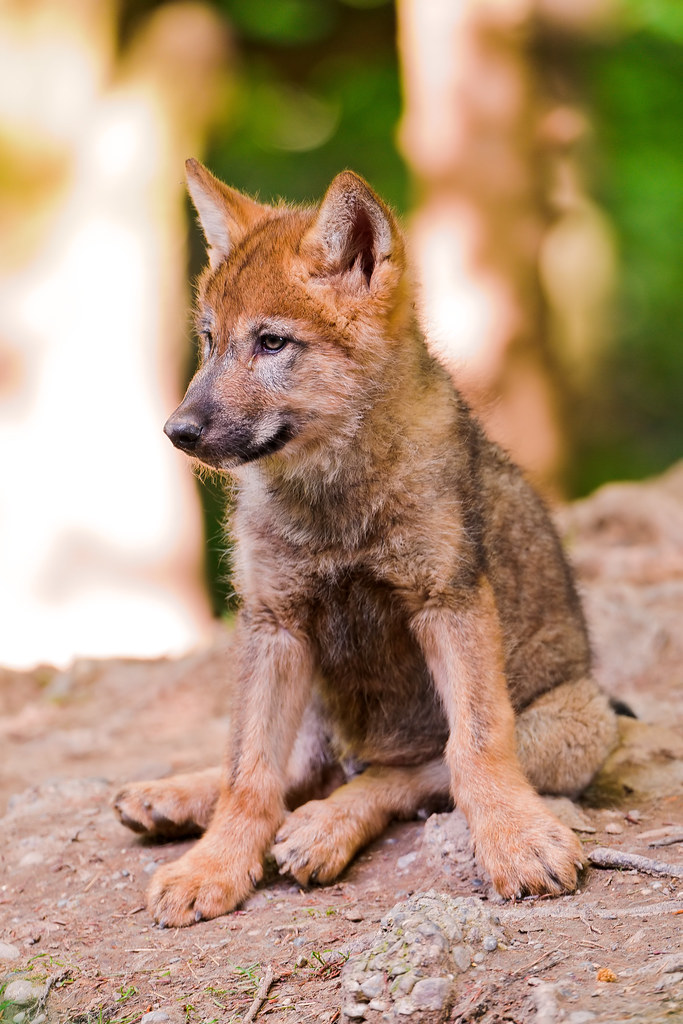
113,162,617,926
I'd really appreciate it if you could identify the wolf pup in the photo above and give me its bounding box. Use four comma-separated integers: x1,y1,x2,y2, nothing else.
114,161,617,927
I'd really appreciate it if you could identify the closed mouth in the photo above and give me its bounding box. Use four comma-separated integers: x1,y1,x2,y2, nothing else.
238,421,294,464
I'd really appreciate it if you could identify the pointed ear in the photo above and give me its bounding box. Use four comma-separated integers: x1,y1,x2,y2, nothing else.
301,171,402,289
185,158,270,270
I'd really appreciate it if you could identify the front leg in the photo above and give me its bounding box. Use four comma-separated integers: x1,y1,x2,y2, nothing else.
148,608,313,926
411,579,583,898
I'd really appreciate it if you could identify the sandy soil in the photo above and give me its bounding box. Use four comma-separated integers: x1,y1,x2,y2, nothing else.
1,467,682,1024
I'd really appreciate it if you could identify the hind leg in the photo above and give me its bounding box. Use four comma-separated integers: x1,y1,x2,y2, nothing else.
114,698,336,840
272,759,450,884
516,676,618,797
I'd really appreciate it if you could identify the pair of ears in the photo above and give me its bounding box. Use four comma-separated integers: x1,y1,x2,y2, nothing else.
185,158,401,287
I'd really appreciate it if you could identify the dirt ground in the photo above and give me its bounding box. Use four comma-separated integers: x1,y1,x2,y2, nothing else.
1,466,682,1024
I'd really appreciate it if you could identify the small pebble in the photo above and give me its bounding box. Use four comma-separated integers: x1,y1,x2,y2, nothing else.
0,941,20,960
344,1002,367,1020
483,935,498,952
410,977,452,1012
625,809,642,824
343,909,364,922
141,1013,170,1024
453,945,471,972
388,963,408,977
604,823,623,835
596,967,617,983
396,851,418,870
18,852,43,868
13,1014,26,1024
360,974,383,1000
3,981,41,1007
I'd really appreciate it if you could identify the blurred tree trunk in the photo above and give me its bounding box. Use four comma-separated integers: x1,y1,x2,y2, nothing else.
396,0,617,498
0,0,230,667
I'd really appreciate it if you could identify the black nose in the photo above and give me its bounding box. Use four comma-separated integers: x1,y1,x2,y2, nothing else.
164,416,204,451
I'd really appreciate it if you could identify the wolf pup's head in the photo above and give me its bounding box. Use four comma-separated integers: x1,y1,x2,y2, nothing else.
164,161,409,472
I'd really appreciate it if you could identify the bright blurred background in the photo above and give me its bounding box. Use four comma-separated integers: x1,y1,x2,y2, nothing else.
0,0,681,667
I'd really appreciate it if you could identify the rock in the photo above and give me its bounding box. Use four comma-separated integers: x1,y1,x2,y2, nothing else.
531,981,559,1024
558,464,683,736
557,463,683,587
141,1013,170,1024
421,811,473,875
654,972,683,993
396,852,418,870
343,909,365,922
604,822,623,835
541,796,596,834
360,975,383,1000
341,891,507,1022
409,977,451,1012
587,718,683,803
0,941,20,960
3,980,42,1006
18,852,43,867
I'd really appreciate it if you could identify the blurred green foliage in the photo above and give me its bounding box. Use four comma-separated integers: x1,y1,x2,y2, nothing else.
208,0,407,209
161,0,681,602
571,12,683,495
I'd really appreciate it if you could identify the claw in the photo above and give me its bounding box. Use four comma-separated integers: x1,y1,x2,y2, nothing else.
116,810,147,834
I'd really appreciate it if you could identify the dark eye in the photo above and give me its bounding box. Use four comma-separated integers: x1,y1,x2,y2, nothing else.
259,333,289,353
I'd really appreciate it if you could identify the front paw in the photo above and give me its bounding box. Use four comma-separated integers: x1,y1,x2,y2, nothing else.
148,845,262,927
272,800,359,885
474,800,584,899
